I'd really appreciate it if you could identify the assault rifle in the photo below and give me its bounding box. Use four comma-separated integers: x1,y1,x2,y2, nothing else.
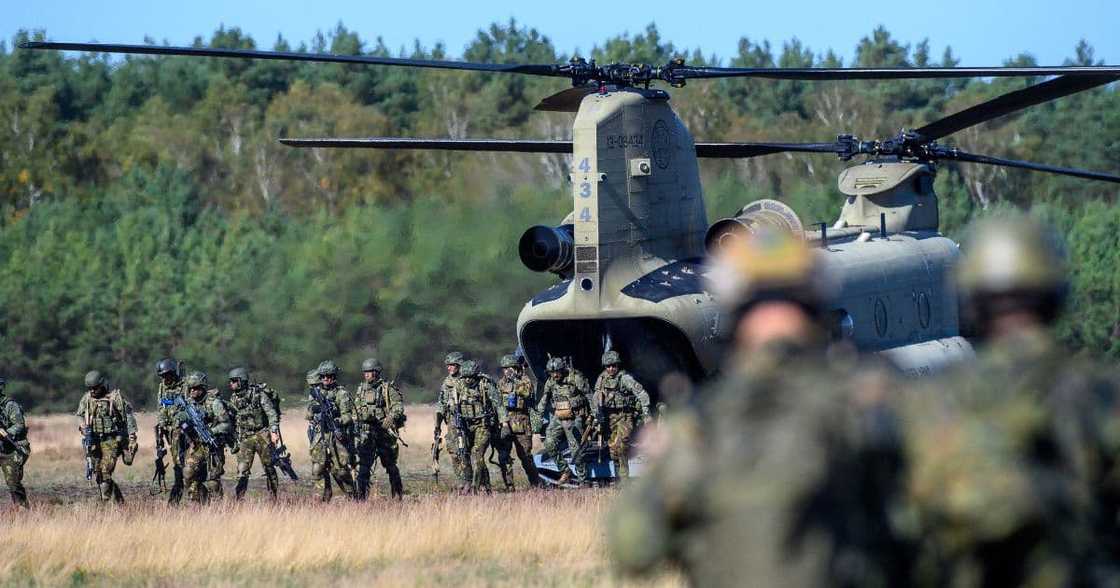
308,385,355,458
171,395,222,468
150,425,167,495
449,387,469,469
271,442,299,480
81,414,95,487
430,435,442,481
0,429,29,457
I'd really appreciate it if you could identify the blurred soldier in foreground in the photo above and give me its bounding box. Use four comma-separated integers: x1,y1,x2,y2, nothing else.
592,351,650,479
352,358,406,500
154,357,187,503
900,216,1120,584
441,360,501,493
227,367,281,500
177,372,232,503
76,370,138,504
493,354,541,490
434,351,465,482
307,360,356,501
536,357,592,486
0,377,30,508
609,230,907,586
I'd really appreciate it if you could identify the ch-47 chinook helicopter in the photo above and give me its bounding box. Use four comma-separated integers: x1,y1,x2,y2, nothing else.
23,41,1120,456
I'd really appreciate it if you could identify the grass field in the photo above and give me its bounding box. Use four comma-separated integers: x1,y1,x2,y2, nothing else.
1,405,682,587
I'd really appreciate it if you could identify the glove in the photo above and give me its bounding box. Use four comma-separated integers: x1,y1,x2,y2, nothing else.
381,417,395,432
309,404,321,415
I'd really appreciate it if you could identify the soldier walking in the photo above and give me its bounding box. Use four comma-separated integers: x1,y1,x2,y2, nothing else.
227,367,281,500
434,352,465,483
307,360,357,501
76,371,138,504
493,354,541,490
441,360,502,493
536,357,592,486
176,372,232,504
154,357,187,503
592,351,650,479
0,377,30,508
352,358,406,500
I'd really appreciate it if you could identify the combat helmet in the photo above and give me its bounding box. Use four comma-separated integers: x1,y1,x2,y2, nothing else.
156,357,178,377
460,359,479,378
317,360,340,377
185,371,208,389
445,351,464,366
957,215,1069,324
361,358,383,372
601,350,622,367
228,367,249,383
499,354,520,369
707,227,828,319
546,357,567,373
84,370,106,389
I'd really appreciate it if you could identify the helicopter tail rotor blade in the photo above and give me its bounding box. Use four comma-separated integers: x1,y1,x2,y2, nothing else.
941,149,1120,184
19,41,566,77
914,74,1120,141
280,138,574,153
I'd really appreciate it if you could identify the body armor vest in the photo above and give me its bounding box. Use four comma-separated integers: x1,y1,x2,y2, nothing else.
500,375,533,412
230,389,267,433
453,380,490,420
355,380,390,422
599,373,631,411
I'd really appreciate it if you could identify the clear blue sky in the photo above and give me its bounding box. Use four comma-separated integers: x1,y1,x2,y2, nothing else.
9,0,1119,66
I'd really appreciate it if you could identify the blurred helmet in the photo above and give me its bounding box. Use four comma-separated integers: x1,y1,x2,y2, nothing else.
499,354,519,369
305,369,320,386
707,228,827,318
156,358,178,376
957,216,1069,304
361,358,383,373
460,360,479,378
317,360,339,377
546,357,567,373
185,371,208,389
84,370,106,388
601,350,621,367
228,367,249,383
445,351,464,366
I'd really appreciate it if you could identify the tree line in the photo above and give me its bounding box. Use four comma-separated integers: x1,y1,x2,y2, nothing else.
1,22,1117,410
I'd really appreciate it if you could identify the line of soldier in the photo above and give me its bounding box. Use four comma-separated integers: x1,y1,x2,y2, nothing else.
609,217,1120,586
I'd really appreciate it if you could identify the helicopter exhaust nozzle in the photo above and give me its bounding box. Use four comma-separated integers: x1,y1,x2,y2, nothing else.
704,199,805,255
519,224,575,273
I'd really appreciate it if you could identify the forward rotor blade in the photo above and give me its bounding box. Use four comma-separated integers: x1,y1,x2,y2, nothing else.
915,74,1120,141
693,142,842,158
280,138,573,153
19,41,565,77
676,64,1120,81
944,149,1120,184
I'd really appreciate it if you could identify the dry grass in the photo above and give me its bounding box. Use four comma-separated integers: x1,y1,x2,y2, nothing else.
1,406,683,587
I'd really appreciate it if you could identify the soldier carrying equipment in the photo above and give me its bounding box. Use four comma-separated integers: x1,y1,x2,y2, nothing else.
0,376,31,508
592,350,651,479
494,353,542,489
227,367,285,500
154,357,187,503
434,351,465,483
175,372,232,504
76,370,138,504
306,360,357,501
442,360,503,493
352,358,406,500
536,356,592,486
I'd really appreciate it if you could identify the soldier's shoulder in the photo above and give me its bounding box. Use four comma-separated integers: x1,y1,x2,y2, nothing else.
619,372,642,387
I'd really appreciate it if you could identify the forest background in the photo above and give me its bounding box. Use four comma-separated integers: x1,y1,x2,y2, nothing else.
2,22,1118,410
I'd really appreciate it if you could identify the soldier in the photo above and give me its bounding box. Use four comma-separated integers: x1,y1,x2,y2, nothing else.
175,372,232,504
307,360,357,501
441,359,502,493
227,367,281,500
352,358,405,500
493,354,541,490
608,230,908,586
0,377,30,508
154,357,187,503
76,370,138,504
591,351,650,479
899,216,1120,584
434,351,465,482
535,357,592,486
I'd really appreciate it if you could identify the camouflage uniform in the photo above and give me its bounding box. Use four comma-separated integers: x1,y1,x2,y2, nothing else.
307,361,356,501
227,368,281,500
897,217,1120,585
592,351,651,479
0,378,30,508
174,372,232,503
493,355,541,489
536,358,592,485
441,360,503,492
76,371,138,504
435,352,465,482
352,358,405,500
155,358,188,503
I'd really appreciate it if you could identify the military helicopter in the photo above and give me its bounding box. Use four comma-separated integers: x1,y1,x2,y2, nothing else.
22,40,1120,480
